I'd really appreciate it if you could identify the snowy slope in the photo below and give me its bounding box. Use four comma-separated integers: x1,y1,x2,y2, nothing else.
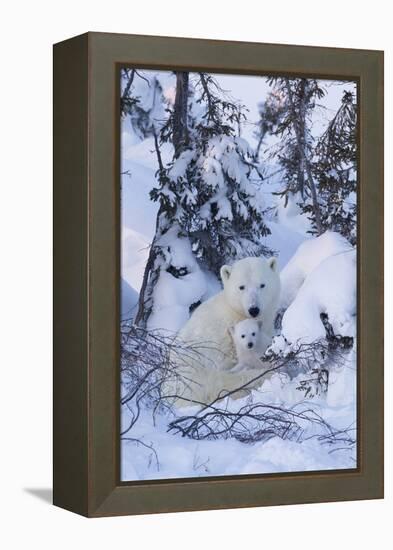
120,136,164,293
120,278,139,321
265,220,307,270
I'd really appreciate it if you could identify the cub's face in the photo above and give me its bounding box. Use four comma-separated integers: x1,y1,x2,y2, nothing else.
230,319,262,352
220,256,279,318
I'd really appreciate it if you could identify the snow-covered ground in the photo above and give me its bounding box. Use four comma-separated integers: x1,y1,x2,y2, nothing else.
121,232,357,480
121,391,356,480
120,71,357,481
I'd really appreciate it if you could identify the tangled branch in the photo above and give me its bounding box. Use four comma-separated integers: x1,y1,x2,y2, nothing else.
120,323,225,434
121,323,355,455
166,340,354,448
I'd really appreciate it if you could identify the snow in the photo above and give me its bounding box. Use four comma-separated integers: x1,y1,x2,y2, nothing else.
276,192,312,236
121,428,353,480
147,226,211,333
201,135,254,191
121,153,160,241
279,231,353,310
120,134,163,293
265,220,306,270
281,248,356,344
326,354,356,408
121,227,150,291
121,374,356,480
120,278,139,321
168,149,196,179
122,134,173,170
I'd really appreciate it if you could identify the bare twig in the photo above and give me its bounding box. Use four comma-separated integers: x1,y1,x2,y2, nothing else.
120,324,355,456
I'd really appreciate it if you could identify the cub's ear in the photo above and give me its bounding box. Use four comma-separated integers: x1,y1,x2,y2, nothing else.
220,264,232,282
267,257,278,272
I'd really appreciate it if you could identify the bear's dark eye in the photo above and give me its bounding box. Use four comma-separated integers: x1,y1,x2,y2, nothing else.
239,285,245,290
260,283,265,288
252,332,255,336
241,334,245,338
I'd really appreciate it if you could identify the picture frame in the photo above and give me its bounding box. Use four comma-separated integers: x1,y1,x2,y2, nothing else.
53,32,384,517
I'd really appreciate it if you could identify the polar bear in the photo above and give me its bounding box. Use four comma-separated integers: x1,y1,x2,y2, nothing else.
164,256,280,406
229,318,271,372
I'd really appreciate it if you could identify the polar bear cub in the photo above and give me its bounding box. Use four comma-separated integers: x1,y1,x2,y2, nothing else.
229,318,271,372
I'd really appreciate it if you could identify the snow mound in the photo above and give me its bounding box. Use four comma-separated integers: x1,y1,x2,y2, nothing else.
280,231,353,310
121,160,159,240
121,278,139,321
121,227,150,292
147,226,216,333
281,248,356,344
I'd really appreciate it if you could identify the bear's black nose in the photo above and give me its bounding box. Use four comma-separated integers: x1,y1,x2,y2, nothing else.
248,342,254,349
248,307,260,318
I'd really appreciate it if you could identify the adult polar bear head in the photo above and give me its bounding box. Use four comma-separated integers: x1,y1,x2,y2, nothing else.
220,256,280,321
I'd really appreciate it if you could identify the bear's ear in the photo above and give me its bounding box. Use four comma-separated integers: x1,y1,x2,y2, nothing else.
267,257,278,272
220,264,232,282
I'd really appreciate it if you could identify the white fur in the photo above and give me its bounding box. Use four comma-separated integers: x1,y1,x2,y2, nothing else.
164,256,280,405
229,318,271,372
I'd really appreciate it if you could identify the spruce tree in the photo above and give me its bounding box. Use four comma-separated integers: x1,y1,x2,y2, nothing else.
120,68,165,139
266,77,325,233
135,72,272,327
253,89,286,162
153,72,272,277
313,90,357,244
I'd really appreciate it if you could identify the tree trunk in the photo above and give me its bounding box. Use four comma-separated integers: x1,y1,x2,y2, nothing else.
173,72,189,156
122,69,135,100
284,78,323,235
134,73,189,327
296,80,307,199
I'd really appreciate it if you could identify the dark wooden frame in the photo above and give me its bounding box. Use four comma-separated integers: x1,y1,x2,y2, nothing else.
53,32,384,517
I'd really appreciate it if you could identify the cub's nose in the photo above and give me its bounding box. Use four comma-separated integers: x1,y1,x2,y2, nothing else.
248,342,254,349
248,307,260,318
